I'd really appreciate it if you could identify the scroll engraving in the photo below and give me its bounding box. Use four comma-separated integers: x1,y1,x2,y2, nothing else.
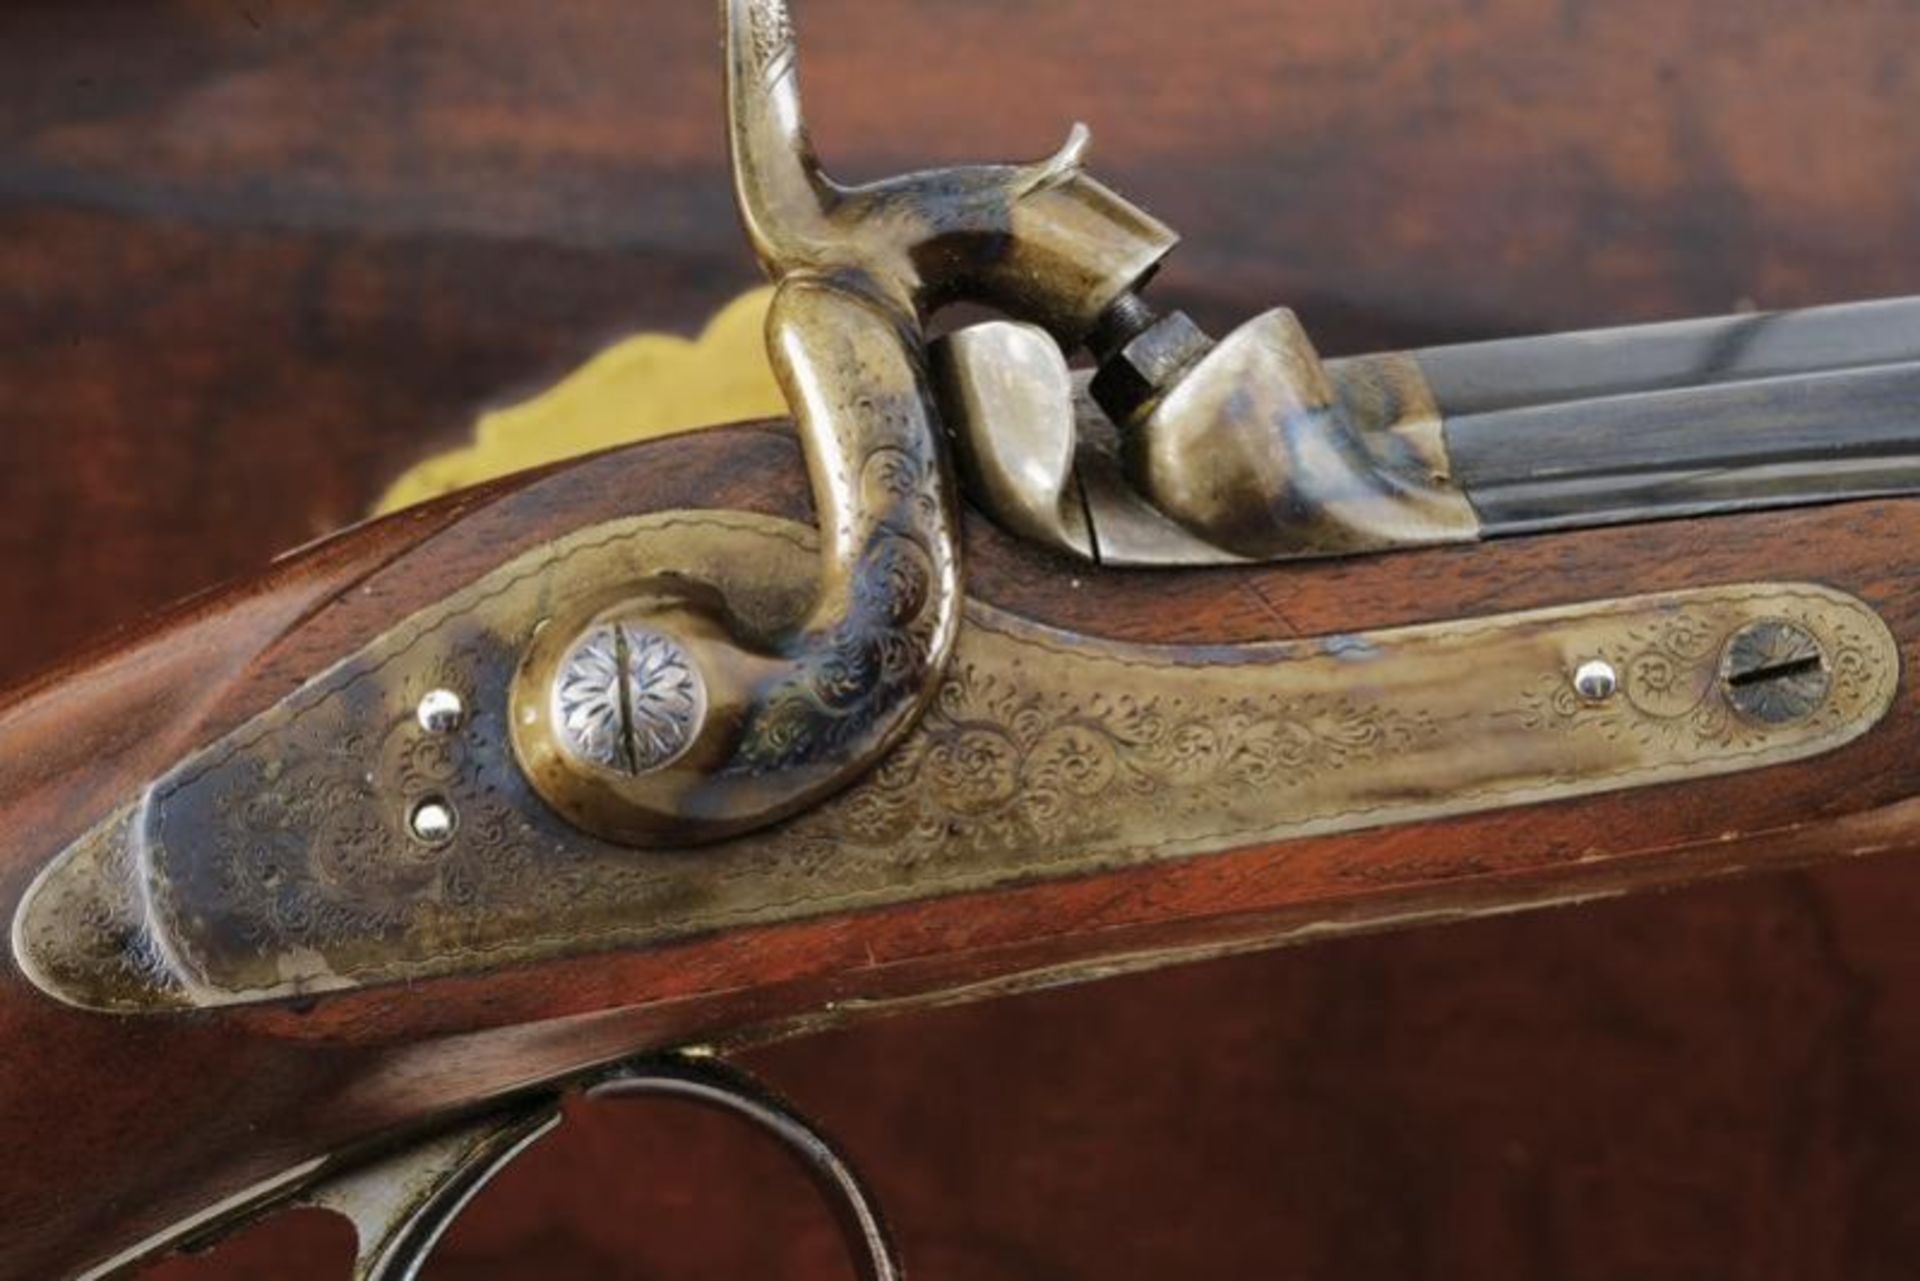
14,514,1900,1012
736,444,950,776
746,0,797,83
1516,610,1882,751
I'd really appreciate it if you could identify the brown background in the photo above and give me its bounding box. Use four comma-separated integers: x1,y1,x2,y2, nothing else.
6,1,1920,1277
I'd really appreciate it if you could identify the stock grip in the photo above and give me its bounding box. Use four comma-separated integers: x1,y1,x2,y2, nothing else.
0,429,814,1279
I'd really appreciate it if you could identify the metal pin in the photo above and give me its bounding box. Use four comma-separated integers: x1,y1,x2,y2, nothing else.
416,689,466,735
1572,659,1619,703
408,797,457,844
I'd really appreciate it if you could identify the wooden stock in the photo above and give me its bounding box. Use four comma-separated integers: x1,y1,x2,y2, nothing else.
2,424,1916,1278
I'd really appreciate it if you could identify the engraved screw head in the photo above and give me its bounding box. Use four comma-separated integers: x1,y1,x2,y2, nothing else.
552,623,707,776
1572,659,1619,703
416,688,466,735
1721,620,1830,724
408,796,457,845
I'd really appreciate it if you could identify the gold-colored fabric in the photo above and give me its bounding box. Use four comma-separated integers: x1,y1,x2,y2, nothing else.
374,288,780,514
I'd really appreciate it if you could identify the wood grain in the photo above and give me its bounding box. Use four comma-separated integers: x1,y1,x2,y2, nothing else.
5,2,1920,1279
5,421,1919,1281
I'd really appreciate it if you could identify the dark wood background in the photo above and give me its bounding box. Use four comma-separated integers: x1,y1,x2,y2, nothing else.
6,1,1920,1277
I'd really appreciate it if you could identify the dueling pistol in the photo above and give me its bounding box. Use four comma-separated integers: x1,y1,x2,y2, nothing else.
6,2,1920,1276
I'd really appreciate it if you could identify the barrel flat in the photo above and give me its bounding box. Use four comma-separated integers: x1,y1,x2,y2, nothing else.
1424,298,1920,533
1421,296,1920,413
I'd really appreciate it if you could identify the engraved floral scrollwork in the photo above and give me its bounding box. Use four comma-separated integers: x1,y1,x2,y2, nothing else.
554,628,627,770
552,625,705,775
1514,599,1882,753
746,0,796,82
626,629,706,766
735,442,950,775
27,515,1886,1011
783,659,1442,865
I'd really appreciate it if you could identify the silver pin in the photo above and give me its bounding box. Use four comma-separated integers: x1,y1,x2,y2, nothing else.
416,689,466,735
408,797,457,844
1572,659,1619,703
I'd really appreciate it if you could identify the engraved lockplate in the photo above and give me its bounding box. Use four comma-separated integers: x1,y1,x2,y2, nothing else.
15,513,1900,1011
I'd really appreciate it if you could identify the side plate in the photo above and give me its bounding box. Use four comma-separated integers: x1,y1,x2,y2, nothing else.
15,512,1900,1012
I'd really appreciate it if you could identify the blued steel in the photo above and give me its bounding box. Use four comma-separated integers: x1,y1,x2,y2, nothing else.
325,1056,900,1281
946,299,1920,566
1423,297,1920,412
590,1058,903,1281
92,1055,896,1281
1432,297,1920,532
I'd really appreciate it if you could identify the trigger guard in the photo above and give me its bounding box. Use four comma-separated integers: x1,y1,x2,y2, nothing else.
305,1054,901,1281
588,1055,904,1281
304,1100,560,1281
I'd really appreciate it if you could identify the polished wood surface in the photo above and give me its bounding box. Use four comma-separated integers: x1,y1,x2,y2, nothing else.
6,2,1920,1278
8,430,1918,1278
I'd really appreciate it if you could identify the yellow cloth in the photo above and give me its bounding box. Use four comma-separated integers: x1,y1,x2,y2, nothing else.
375,287,781,514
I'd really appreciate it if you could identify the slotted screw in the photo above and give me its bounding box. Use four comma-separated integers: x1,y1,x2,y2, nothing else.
1721,620,1830,724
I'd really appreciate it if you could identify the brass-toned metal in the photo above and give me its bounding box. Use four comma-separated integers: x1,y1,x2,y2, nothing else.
509,0,1178,844
1067,296,1920,564
15,514,1898,1013
931,322,1095,558
724,0,1175,346
1124,309,1481,558
938,333,1480,567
